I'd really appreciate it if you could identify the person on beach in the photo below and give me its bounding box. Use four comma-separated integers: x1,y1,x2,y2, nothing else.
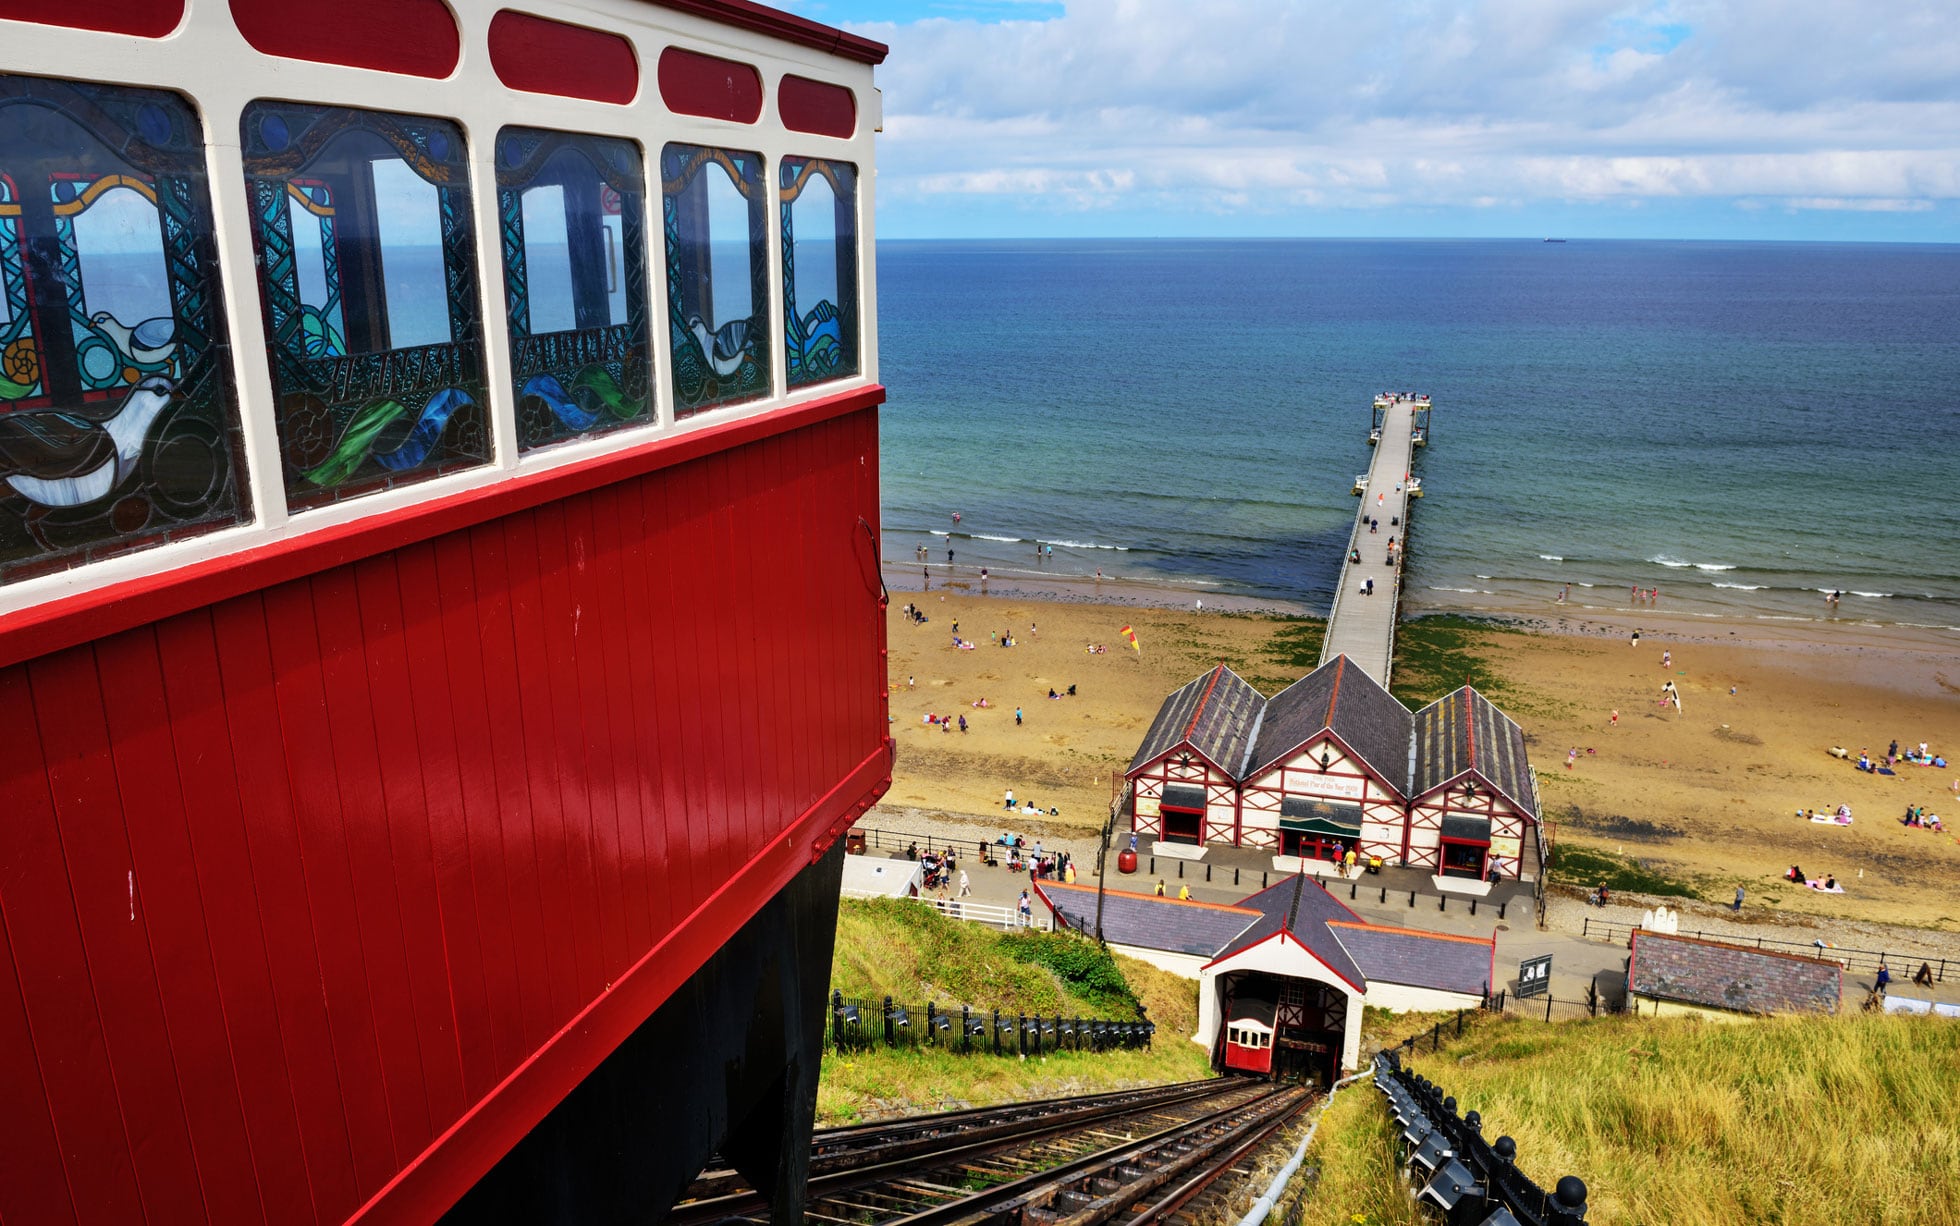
958,714,967,734
1567,747,1579,770
1015,706,1023,725
1632,629,1641,649
1732,884,1744,912
1661,650,1671,668
1610,709,1620,727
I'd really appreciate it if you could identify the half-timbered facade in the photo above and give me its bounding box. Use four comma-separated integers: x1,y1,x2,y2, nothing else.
1127,657,1542,880
1408,687,1542,879
1238,656,1412,858
1128,664,1262,845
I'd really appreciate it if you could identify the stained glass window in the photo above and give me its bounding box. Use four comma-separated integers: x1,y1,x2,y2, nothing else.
661,144,768,415
241,102,490,509
0,74,248,587
496,129,651,451
780,158,858,388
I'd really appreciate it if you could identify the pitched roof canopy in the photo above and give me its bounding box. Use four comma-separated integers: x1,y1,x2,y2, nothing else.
1412,687,1537,816
1249,655,1414,792
1128,663,1264,775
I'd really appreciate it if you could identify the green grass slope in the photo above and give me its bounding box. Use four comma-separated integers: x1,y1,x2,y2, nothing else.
819,899,1213,1124
1302,1012,1960,1226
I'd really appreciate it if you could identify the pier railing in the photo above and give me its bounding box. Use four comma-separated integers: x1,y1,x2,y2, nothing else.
1577,917,1948,982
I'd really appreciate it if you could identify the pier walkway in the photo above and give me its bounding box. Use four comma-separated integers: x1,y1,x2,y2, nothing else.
1319,394,1422,686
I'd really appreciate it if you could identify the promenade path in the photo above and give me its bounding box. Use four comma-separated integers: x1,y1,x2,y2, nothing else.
1319,395,1419,686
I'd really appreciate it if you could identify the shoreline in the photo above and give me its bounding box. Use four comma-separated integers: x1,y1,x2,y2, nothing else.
885,560,1960,663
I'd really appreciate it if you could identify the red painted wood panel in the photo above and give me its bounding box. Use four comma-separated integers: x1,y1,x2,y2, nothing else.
779,74,857,138
29,648,209,1221
487,10,638,104
657,45,763,123
0,0,183,38
155,614,319,1225
0,407,889,1225
208,600,362,1219
94,631,266,1225
228,0,460,79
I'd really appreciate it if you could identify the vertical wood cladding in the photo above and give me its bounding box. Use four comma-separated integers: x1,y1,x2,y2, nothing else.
0,406,886,1225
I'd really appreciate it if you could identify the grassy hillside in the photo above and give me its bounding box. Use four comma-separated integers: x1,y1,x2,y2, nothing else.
1301,1011,1960,1226
819,899,1212,1124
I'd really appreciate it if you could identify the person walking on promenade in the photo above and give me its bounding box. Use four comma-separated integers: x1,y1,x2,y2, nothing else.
1017,890,1032,927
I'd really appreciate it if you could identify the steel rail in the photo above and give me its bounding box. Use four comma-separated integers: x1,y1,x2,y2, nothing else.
876,1086,1310,1226
671,1080,1260,1224
1113,1090,1316,1225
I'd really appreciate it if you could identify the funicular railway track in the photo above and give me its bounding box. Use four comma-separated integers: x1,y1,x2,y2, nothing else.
672,1079,1315,1225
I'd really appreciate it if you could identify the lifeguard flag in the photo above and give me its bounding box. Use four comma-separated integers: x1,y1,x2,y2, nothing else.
1121,625,1140,654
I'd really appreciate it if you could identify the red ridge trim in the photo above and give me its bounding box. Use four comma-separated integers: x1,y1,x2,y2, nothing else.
1325,656,1345,727
647,0,888,65
0,387,885,671
343,741,892,1225
1182,664,1225,742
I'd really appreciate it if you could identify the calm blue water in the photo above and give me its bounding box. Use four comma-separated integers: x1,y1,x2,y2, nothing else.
875,239,1960,631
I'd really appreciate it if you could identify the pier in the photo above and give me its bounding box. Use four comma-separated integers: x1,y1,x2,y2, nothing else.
1320,393,1428,685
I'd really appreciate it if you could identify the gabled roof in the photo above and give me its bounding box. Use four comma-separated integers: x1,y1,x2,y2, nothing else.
1628,931,1841,1016
1035,881,1260,958
1219,873,1367,988
1128,664,1265,776
1412,687,1537,816
1247,655,1414,792
1326,922,1493,997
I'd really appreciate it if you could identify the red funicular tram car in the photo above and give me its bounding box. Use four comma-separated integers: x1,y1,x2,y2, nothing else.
1220,994,1277,1077
0,2,888,1222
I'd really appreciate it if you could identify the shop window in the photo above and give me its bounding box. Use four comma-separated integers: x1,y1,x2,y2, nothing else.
241,102,489,508
496,128,650,450
0,74,247,585
780,158,857,388
661,143,767,415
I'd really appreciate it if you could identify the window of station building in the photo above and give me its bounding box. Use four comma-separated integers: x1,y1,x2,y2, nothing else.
0,73,248,587
661,143,767,415
495,128,650,451
779,158,857,389
240,102,489,509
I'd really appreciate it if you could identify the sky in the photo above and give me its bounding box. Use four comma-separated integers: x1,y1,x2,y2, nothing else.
782,0,1960,242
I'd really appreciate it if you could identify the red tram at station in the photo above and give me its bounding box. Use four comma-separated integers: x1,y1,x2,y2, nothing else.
0,2,888,1221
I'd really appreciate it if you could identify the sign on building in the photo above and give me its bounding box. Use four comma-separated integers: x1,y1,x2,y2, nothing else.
1517,954,1552,998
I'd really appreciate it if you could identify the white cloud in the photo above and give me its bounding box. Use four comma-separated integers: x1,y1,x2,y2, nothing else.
846,0,1960,229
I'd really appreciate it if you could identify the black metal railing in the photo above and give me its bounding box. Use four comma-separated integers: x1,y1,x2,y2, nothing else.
1579,918,1949,982
1374,1050,1590,1225
828,991,1154,1057
1480,979,1626,1022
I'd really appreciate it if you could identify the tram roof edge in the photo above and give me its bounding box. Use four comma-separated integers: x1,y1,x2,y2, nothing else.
648,0,890,64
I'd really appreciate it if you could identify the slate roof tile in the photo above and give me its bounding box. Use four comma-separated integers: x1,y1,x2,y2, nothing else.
1412,687,1537,816
1037,881,1260,958
1129,664,1266,775
1249,656,1414,794
1326,922,1493,996
1628,931,1841,1015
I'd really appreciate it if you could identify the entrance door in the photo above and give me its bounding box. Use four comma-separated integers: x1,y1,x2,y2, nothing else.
1161,809,1202,845
1439,839,1487,878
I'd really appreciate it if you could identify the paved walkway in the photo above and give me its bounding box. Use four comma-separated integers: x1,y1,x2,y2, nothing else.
849,814,1960,1010
1320,396,1419,685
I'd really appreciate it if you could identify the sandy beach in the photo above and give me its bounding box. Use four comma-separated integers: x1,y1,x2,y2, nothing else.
881,564,1960,936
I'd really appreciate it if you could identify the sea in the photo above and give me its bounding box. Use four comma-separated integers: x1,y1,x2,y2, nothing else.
875,239,1960,634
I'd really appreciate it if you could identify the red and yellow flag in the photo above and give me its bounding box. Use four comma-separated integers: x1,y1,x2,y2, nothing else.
1121,625,1140,655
